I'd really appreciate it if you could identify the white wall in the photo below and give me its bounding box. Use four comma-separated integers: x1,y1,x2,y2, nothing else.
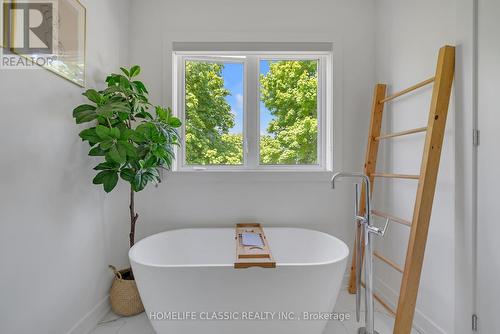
0,1,478,333
0,1,130,333
104,0,377,274
373,1,474,333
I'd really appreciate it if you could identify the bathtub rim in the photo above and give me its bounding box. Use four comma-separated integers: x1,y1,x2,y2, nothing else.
129,227,349,269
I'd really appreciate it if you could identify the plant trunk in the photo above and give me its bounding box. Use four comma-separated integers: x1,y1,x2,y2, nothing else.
129,186,139,248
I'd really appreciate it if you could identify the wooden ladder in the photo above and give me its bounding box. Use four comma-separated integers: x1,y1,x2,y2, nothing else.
347,45,455,334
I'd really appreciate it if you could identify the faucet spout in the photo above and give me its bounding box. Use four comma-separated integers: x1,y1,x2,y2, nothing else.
331,172,371,193
331,171,371,221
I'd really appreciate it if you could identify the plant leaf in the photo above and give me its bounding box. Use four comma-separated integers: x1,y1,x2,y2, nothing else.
119,75,131,89
132,169,149,192
118,112,130,121
83,89,102,104
110,127,121,139
135,123,155,140
130,65,141,78
120,168,135,182
93,170,119,193
129,130,146,143
106,74,120,86
133,80,148,94
94,161,120,171
156,106,167,121
119,128,134,141
108,145,127,164
168,116,182,128
95,125,111,139
117,141,138,159
135,111,153,120
95,100,130,118
79,128,100,144
88,146,106,156
148,167,160,180
99,140,114,150
73,104,97,124
102,85,128,95
103,173,118,192
120,67,130,77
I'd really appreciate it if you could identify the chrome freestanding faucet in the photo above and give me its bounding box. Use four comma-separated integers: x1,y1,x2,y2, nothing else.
332,172,389,334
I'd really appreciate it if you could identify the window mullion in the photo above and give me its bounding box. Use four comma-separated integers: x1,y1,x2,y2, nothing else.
245,56,259,169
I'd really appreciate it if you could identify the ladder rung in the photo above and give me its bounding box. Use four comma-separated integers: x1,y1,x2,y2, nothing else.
371,210,412,227
361,281,397,316
379,77,435,103
374,292,396,317
375,127,427,141
374,251,404,273
372,173,420,180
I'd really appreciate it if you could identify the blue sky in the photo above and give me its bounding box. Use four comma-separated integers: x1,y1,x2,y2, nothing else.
221,61,273,135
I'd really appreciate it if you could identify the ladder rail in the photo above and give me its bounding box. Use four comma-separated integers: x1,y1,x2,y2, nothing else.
347,84,387,294
394,45,455,334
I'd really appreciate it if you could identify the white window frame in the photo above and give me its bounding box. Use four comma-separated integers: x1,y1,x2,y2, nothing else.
172,51,333,172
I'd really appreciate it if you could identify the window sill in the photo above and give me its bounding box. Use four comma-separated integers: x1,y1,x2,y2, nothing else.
175,167,328,172
164,170,335,184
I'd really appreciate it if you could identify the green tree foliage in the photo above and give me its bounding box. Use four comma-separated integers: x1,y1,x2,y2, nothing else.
184,60,318,166
260,60,318,164
185,61,242,165
202,134,242,164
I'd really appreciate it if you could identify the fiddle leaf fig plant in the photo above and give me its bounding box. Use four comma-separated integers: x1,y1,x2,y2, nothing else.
73,65,181,247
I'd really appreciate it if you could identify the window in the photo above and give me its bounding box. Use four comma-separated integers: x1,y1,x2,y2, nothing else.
173,50,332,171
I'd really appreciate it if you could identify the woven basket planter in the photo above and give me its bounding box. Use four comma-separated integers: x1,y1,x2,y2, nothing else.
109,265,144,316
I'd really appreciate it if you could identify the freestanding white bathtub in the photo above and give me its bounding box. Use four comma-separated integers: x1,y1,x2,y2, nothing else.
129,227,349,334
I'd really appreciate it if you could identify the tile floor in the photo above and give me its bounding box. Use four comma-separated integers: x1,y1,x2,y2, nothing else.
90,290,421,334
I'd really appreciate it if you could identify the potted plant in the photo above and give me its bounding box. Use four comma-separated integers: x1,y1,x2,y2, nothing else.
72,65,181,316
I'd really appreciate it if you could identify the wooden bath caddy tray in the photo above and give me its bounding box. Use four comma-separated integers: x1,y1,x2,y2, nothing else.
234,223,276,269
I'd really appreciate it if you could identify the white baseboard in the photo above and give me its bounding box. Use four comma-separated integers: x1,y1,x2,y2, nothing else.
66,295,110,334
374,277,447,334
